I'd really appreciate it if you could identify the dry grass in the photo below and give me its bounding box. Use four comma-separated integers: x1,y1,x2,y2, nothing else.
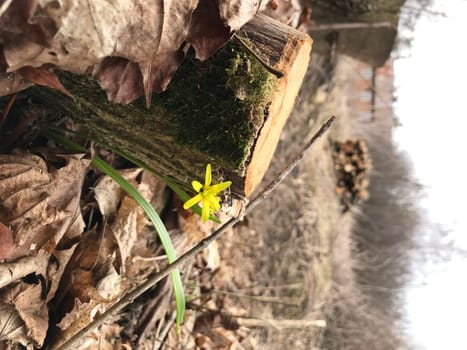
210,53,358,349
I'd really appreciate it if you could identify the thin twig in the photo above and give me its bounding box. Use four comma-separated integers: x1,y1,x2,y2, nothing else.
210,289,301,306
237,318,327,329
53,116,336,350
189,304,327,329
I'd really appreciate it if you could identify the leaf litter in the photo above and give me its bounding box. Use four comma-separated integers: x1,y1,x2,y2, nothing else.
0,135,218,348
0,0,271,105
0,144,263,349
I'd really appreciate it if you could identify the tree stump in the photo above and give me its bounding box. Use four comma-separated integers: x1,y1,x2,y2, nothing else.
32,14,312,199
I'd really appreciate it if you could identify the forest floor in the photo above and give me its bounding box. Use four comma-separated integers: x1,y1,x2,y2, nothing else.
0,53,371,350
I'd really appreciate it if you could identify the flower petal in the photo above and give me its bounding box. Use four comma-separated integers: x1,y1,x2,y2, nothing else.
205,181,232,196
192,180,203,192
201,200,210,222
183,194,202,209
207,195,221,211
205,164,212,188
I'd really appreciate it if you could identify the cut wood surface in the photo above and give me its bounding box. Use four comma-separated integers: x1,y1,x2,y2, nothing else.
238,14,312,195
33,14,312,199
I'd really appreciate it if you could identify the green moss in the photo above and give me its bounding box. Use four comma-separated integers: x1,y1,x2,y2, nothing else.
155,40,276,169
37,39,276,174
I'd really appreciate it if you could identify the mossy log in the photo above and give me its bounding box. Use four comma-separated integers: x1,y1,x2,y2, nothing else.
33,14,312,198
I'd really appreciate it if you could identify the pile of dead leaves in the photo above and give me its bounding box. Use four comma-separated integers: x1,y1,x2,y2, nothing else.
0,0,273,106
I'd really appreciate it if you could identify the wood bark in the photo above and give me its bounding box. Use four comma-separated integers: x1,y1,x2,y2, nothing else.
32,14,312,199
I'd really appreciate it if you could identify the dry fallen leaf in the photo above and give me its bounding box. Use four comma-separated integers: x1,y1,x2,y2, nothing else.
94,168,142,217
53,260,130,349
0,152,89,260
0,303,29,347
0,250,48,290
16,66,74,99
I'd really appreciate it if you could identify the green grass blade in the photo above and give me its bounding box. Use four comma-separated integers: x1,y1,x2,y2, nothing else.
91,157,185,327
44,130,185,327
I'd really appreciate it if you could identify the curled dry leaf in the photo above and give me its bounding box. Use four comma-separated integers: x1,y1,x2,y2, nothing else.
0,0,270,104
94,168,146,273
186,0,232,60
94,168,174,279
53,262,129,349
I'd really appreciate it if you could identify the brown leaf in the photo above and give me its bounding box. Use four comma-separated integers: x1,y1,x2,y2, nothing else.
187,0,233,60
94,168,142,217
0,275,51,348
0,0,56,52
0,72,33,97
139,0,196,104
13,283,49,347
56,298,124,350
93,57,144,106
53,262,128,349
0,250,48,289
0,151,90,348
0,152,89,260
140,48,186,106
111,196,141,273
94,262,126,301
46,243,79,303
0,303,29,347
56,298,93,331
0,221,14,261
0,247,74,347
0,153,49,204
17,66,74,99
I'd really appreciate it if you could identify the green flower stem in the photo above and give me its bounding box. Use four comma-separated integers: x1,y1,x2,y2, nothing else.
90,156,185,327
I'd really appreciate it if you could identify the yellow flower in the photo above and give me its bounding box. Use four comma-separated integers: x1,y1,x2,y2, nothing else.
183,164,232,222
